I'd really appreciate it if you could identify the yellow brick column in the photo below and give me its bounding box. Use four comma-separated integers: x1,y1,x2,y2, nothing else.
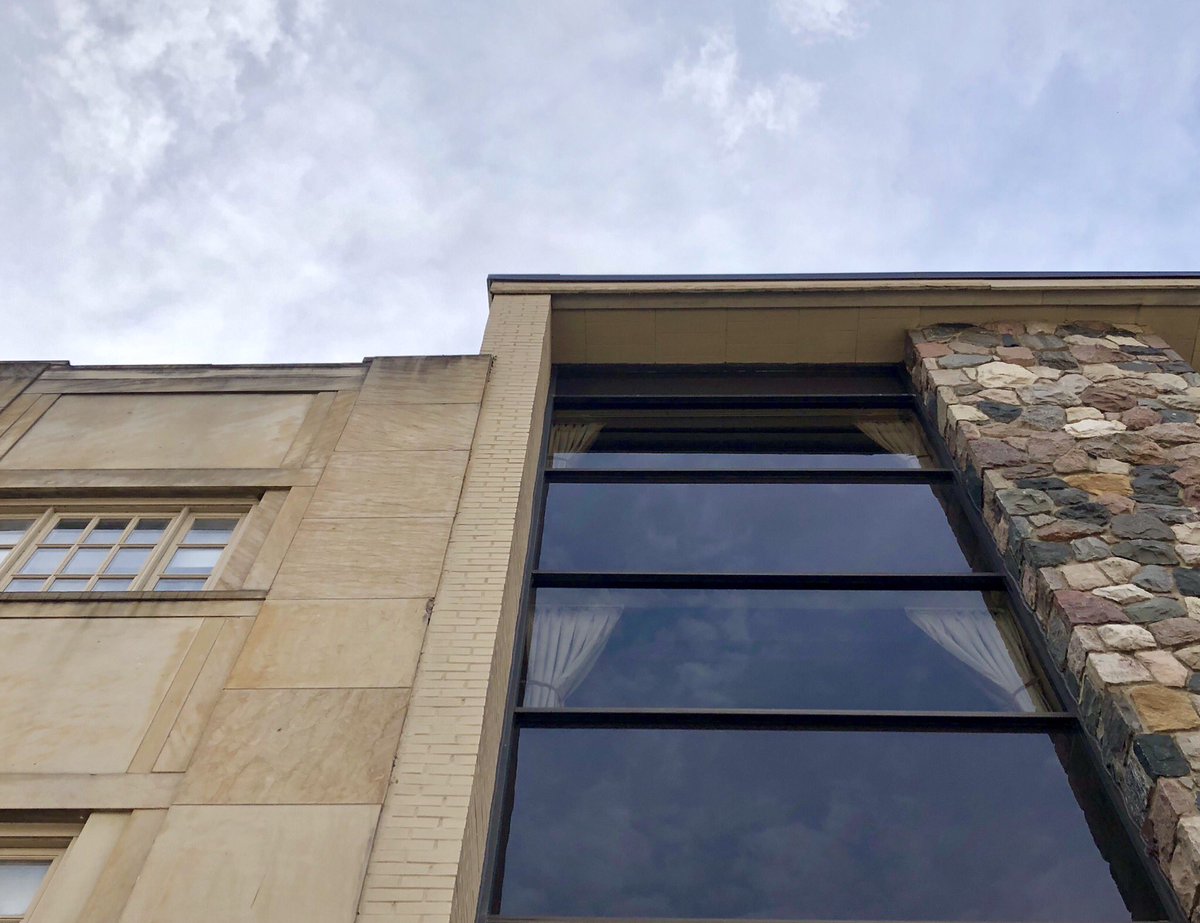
357,294,553,922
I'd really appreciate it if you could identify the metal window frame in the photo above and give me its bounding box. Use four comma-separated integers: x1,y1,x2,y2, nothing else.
475,362,1186,923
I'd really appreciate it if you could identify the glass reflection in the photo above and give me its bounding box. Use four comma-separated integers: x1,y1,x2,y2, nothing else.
0,861,50,915
549,409,934,470
501,728,1163,922
525,589,1046,712
539,482,981,574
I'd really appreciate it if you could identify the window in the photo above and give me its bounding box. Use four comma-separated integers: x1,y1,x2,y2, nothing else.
484,366,1174,923
0,824,75,923
0,507,245,593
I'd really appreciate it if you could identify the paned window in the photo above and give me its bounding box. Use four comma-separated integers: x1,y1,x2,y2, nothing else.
0,824,75,923
0,507,244,593
484,366,1175,923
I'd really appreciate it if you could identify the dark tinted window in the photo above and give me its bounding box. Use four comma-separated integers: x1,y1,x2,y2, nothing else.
539,482,982,574
501,728,1160,922
525,589,1046,712
549,408,935,470
555,367,906,397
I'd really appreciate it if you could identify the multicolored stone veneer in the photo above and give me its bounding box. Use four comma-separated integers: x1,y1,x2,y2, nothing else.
908,321,1200,917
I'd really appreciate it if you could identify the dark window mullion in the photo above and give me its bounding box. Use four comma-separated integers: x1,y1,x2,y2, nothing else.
513,707,1074,732
530,572,1009,591
543,468,956,484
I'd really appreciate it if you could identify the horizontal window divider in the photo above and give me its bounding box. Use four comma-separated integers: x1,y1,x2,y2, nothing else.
489,912,1171,921
513,708,1074,732
544,468,954,484
553,395,916,411
531,572,1008,591
489,917,1171,923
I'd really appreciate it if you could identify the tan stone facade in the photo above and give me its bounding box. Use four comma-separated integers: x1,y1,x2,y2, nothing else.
6,276,1200,921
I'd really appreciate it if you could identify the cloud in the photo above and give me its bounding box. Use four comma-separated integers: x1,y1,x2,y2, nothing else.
663,29,821,145
772,0,866,41
35,0,324,189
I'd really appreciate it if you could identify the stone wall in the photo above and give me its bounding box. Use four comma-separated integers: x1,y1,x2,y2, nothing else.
909,321,1200,918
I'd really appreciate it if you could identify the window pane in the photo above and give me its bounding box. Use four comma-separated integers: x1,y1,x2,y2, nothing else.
526,589,1046,712
155,578,209,591
129,519,169,543
45,520,90,543
0,520,33,545
4,579,46,592
183,519,238,544
163,547,222,576
104,547,151,575
60,547,110,575
539,482,982,574
549,409,934,470
501,728,1163,922
18,548,69,575
0,861,51,915
94,578,133,592
83,519,130,544
50,578,90,591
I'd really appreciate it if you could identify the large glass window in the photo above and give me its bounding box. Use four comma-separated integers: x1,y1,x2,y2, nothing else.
488,366,1172,923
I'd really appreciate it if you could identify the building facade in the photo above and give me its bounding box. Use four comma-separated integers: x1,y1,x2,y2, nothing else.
4,274,1200,921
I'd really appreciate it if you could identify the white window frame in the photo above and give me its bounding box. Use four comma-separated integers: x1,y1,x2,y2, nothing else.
0,502,251,594
0,823,78,922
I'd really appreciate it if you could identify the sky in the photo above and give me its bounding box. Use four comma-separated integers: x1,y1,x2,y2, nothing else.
2,0,1199,364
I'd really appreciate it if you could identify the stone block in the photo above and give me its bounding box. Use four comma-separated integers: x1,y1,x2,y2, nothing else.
1129,685,1200,733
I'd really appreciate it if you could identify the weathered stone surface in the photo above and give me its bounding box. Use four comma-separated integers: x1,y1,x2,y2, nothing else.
976,401,1022,422
1081,385,1139,412
995,488,1053,516
1121,406,1162,430
1064,473,1133,497
1035,520,1102,541
1133,565,1177,593
975,361,1037,388
1098,556,1142,583
1094,583,1155,604
1134,734,1192,778
940,353,992,368
1148,619,1200,647
1088,652,1152,684
1080,433,1169,465
995,346,1036,365
1175,568,1200,598
1111,512,1175,541
1143,423,1200,445
1126,598,1189,624
1056,589,1129,625
1052,449,1090,473
1129,685,1200,732
1111,541,1180,565
1138,651,1190,687
1067,407,1104,422
971,438,1026,468
1021,405,1068,431
1071,536,1112,561
1097,623,1156,651
1024,541,1073,566
1065,419,1128,438
1145,777,1195,859
1060,562,1110,590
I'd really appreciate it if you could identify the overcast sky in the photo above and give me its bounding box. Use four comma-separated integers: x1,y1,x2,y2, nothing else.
3,1,1199,364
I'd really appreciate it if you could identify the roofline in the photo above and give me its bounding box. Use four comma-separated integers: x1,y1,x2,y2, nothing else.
489,271,1200,284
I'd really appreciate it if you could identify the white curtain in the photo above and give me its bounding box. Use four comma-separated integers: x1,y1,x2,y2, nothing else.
856,417,933,467
905,606,1045,711
525,605,622,707
548,423,604,460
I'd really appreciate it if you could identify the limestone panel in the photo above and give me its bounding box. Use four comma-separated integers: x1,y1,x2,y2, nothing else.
336,403,479,453
272,517,451,599
359,355,489,404
0,618,201,773
177,688,406,805
118,804,378,923
229,599,427,689
0,393,315,469
307,451,468,518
